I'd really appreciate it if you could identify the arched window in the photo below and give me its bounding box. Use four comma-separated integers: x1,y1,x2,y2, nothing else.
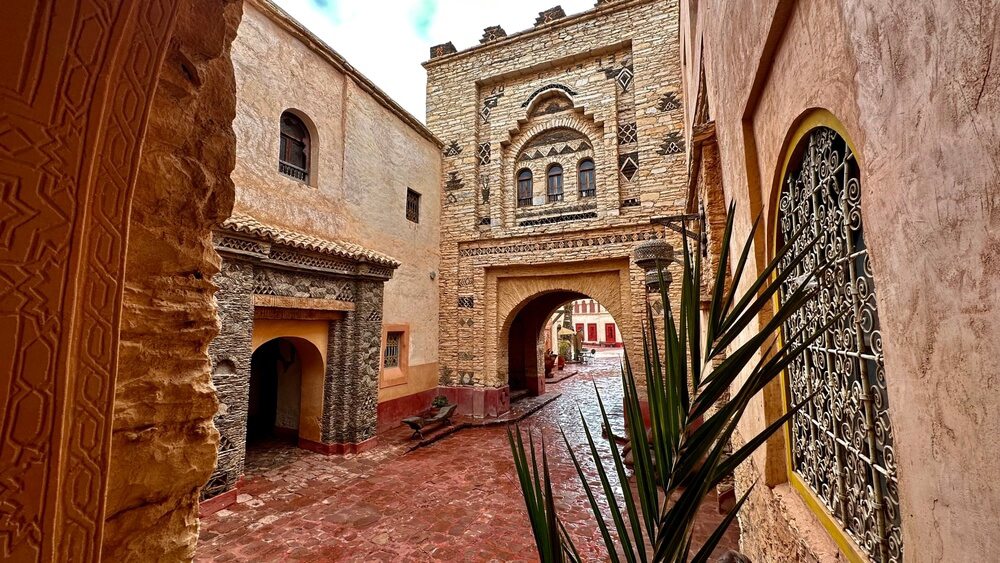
279,112,310,182
777,125,901,562
546,164,563,203
517,169,533,207
578,159,596,197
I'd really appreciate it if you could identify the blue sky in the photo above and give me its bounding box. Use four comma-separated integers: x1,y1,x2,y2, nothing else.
271,0,595,122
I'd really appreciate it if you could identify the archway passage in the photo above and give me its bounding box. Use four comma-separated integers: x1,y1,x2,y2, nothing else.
506,290,627,401
243,336,325,476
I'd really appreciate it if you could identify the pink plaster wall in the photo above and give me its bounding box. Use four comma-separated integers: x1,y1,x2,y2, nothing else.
682,0,1000,560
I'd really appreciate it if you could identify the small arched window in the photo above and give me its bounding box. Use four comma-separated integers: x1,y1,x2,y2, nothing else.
279,112,310,182
578,159,596,197
546,164,563,203
517,169,533,207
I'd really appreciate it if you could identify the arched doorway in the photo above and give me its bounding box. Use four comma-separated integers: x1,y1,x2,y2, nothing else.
245,336,325,466
248,339,304,444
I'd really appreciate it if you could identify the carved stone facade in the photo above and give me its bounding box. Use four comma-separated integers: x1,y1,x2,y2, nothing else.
203,216,397,500
425,0,687,412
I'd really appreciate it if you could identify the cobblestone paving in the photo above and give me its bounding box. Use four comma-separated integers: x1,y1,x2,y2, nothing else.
197,357,738,561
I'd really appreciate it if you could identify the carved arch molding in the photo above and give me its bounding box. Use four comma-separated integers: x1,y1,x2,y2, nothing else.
0,0,181,560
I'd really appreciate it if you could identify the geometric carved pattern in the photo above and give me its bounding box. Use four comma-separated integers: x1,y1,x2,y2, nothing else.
619,152,639,180
458,228,666,258
603,65,635,92
254,270,277,295
458,296,475,308
478,142,491,165
656,132,685,156
657,91,681,111
480,86,505,123
617,122,637,145
519,211,598,227
534,6,567,26
521,84,578,108
480,25,507,43
444,140,462,157
217,235,268,255
0,0,181,560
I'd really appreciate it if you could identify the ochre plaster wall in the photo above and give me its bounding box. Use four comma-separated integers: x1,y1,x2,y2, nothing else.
682,0,1000,560
229,1,442,405
103,0,243,560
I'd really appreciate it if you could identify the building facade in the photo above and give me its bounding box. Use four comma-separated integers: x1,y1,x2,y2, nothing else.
679,1,1000,562
200,0,443,502
424,0,687,415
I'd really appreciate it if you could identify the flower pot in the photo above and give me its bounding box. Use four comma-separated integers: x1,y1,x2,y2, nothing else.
557,355,566,370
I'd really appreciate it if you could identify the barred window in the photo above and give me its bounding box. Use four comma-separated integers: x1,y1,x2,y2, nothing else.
778,125,901,562
279,112,309,182
578,159,596,197
517,169,533,207
406,189,420,223
546,164,563,203
383,331,403,368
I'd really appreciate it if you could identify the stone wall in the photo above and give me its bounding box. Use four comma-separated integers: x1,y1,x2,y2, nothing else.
103,0,243,559
680,0,1000,561
424,0,688,401
203,226,394,499
229,0,443,410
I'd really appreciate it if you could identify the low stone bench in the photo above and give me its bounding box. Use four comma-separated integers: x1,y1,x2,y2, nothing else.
402,404,457,439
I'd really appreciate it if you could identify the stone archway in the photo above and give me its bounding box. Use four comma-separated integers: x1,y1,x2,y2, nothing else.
505,291,587,397
489,259,639,398
0,1,242,560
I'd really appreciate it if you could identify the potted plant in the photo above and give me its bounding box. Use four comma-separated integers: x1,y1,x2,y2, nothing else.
430,395,448,415
557,339,570,370
544,349,556,378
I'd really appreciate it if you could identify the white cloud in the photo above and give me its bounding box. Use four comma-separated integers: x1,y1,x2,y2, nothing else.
271,0,595,122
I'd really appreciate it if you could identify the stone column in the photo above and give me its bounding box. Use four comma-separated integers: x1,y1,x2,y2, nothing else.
320,279,383,453
203,259,255,500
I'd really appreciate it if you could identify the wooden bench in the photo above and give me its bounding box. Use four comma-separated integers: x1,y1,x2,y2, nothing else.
401,404,457,439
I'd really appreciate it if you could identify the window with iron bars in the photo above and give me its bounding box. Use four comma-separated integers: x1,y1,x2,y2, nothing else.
406,189,420,223
546,164,563,203
517,169,533,207
578,159,596,198
383,331,403,368
279,112,309,183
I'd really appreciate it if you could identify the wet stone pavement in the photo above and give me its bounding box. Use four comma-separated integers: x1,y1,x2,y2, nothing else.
197,356,739,561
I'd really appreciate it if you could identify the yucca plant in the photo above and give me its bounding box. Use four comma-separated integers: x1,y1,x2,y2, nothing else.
507,203,836,562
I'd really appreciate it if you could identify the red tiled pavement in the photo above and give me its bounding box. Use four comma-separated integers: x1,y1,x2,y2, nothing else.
197,357,739,561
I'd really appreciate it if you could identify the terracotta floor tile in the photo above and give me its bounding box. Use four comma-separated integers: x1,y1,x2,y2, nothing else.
197,358,739,561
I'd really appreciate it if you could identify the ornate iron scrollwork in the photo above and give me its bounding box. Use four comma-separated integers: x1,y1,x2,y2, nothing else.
778,126,901,563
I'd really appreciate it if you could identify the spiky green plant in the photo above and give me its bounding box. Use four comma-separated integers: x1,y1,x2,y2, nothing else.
507,204,834,562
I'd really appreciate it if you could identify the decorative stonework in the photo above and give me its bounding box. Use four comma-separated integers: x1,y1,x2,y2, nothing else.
203,215,398,502
478,142,492,165
535,6,567,26
658,91,681,111
480,25,507,43
521,84,578,108
619,151,640,180
444,140,463,156
618,122,638,145
430,41,457,58
657,132,685,156
425,0,687,399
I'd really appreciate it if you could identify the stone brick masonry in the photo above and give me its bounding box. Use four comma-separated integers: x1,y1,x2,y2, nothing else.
424,0,689,404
